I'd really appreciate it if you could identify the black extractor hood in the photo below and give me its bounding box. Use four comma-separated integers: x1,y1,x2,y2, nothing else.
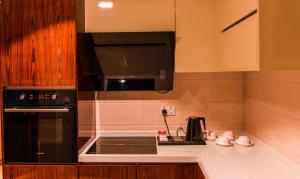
77,32,175,91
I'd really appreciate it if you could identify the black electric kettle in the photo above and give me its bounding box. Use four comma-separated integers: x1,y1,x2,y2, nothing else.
185,116,206,141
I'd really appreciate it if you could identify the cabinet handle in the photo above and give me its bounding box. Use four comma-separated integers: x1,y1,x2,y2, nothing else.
4,107,69,113
222,9,257,33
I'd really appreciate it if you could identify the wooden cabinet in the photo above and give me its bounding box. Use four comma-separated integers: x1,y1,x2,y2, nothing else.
79,163,205,179
216,0,300,71
3,165,78,179
79,165,136,179
137,164,204,179
0,0,76,171
0,0,76,86
0,96,2,164
81,0,175,32
175,0,217,72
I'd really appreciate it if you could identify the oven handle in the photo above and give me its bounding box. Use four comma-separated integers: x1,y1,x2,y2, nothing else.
4,108,70,113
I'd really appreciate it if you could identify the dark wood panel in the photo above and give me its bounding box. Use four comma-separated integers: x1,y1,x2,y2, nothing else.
0,0,76,86
195,164,206,179
3,165,78,179
137,164,199,179
79,165,136,179
0,101,2,163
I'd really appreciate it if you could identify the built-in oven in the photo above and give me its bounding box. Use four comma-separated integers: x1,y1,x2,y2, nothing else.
3,87,77,164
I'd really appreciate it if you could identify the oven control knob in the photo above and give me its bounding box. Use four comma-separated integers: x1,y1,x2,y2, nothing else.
19,94,26,100
29,94,34,100
52,94,57,100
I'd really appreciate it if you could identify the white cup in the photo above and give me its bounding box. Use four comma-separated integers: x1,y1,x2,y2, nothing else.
222,130,234,139
216,136,231,145
207,131,217,140
236,136,251,145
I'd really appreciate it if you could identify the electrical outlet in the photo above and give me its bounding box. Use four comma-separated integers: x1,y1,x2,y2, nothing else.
161,106,176,116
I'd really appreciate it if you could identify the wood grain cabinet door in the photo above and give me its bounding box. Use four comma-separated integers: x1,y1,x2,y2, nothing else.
0,0,76,86
79,165,136,179
3,165,78,179
137,164,204,179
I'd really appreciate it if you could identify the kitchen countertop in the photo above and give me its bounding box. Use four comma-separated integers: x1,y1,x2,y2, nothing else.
78,131,300,179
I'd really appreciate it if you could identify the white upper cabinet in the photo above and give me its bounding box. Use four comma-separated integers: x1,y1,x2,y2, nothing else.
215,0,259,71
83,0,175,32
217,13,259,71
216,0,300,71
215,0,257,31
259,0,300,70
175,0,217,72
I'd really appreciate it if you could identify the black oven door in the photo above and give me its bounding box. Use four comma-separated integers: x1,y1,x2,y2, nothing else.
4,107,77,164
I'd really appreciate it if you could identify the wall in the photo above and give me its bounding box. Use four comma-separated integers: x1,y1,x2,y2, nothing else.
245,71,300,165
78,72,244,135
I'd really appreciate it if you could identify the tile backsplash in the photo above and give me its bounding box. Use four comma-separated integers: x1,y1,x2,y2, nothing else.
78,71,300,165
78,72,244,134
245,71,300,165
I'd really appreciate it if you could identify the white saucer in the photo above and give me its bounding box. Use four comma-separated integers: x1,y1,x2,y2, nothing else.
235,141,254,147
206,136,217,141
215,140,233,147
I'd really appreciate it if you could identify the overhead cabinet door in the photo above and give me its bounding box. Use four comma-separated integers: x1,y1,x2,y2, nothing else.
218,13,259,71
215,0,259,71
215,0,258,31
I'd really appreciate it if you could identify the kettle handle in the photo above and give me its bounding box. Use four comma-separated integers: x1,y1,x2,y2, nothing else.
200,118,206,130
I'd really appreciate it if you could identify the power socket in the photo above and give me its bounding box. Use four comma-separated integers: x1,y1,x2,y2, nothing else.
161,106,176,116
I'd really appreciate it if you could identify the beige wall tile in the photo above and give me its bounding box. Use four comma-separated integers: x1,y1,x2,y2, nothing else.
245,71,300,83
246,79,300,121
245,71,300,165
78,72,245,134
78,126,96,135
206,124,244,131
207,79,244,102
100,126,145,131
143,101,206,127
207,102,244,126
245,103,300,165
78,101,96,127
143,79,209,101
97,91,143,100
143,125,187,131
99,101,144,126
174,72,243,80
245,103,278,139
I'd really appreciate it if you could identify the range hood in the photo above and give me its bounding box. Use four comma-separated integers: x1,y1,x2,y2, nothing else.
77,32,175,91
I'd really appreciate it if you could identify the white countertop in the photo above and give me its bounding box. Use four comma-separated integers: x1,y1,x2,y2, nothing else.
79,131,300,179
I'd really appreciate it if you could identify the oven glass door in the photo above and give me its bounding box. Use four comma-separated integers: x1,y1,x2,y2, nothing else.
4,108,77,163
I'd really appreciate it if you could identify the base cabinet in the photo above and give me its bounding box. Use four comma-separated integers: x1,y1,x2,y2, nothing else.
3,165,78,179
137,165,200,179
3,163,205,179
79,165,136,179
79,164,205,179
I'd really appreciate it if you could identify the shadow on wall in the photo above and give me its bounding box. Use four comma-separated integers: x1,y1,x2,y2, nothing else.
0,0,75,86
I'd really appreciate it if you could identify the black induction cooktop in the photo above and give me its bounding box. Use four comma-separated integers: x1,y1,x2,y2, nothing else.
86,137,157,155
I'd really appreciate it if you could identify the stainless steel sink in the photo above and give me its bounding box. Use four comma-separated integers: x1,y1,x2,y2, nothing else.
86,137,157,155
